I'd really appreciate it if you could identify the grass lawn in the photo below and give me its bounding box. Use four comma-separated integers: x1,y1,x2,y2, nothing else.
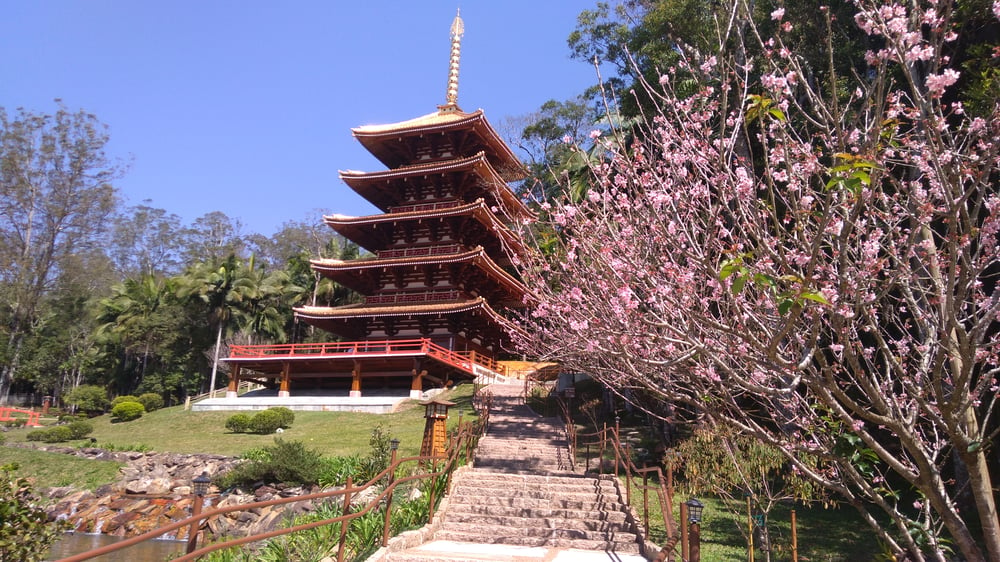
2,384,477,475
623,478,882,561
0,447,122,490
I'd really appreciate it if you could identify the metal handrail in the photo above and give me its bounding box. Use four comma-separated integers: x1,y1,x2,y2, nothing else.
56,391,494,562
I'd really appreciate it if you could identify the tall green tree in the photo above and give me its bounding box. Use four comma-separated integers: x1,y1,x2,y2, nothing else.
176,254,258,397
97,275,180,392
0,104,120,402
108,203,187,278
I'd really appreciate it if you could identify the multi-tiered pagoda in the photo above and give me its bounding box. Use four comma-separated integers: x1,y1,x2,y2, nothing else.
220,12,529,405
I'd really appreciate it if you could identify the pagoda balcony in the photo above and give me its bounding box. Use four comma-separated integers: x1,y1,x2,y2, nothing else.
376,244,461,259
364,290,461,305
389,201,463,214
227,337,506,377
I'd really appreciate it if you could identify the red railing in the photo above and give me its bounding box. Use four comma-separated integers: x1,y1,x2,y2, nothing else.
228,338,506,378
0,407,42,427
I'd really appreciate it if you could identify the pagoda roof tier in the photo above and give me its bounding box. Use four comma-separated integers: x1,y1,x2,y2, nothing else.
323,199,525,261
295,297,521,344
352,109,526,182
339,152,531,219
310,246,528,306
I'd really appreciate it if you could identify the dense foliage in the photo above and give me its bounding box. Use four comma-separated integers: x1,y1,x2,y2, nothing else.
0,464,67,561
0,104,361,410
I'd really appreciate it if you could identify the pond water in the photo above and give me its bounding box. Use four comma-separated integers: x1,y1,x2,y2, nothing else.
46,533,187,561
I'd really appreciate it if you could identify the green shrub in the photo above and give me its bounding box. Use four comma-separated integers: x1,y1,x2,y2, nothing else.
317,454,362,487
218,439,324,488
225,413,252,433
58,413,87,423
40,426,74,443
110,395,139,408
249,409,283,434
3,419,27,428
26,426,76,443
268,407,295,429
64,385,109,414
137,393,164,412
111,401,145,422
25,430,46,442
0,464,69,561
0,433,5,446
66,420,94,440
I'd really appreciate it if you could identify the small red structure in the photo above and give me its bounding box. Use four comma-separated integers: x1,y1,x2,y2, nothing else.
0,407,43,427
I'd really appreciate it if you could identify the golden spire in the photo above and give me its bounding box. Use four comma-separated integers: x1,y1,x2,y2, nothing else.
440,8,464,112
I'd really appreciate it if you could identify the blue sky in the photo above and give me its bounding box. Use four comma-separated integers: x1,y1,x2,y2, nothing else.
2,1,601,236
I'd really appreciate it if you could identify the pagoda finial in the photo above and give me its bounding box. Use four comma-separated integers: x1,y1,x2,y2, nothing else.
440,8,464,112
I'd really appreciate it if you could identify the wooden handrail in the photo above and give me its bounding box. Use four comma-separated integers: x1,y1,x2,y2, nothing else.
565,413,679,562
56,390,494,562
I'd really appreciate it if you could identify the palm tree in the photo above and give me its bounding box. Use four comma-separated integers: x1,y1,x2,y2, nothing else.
97,274,174,390
176,255,257,398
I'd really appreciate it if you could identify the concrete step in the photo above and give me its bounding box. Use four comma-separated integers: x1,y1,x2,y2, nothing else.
459,470,615,486
443,511,631,531
454,477,617,496
432,528,641,553
448,493,621,512
444,503,629,523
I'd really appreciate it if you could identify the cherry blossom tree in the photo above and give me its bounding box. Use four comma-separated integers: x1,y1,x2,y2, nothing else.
511,2,1000,560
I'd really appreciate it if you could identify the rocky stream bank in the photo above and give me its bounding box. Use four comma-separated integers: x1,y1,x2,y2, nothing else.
23,445,331,543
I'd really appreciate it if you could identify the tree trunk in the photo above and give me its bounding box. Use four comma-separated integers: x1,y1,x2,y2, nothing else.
960,408,1000,562
209,323,223,398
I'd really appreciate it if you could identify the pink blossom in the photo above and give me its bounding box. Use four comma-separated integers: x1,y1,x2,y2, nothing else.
589,129,602,139
770,7,785,20
562,135,573,144
925,69,960,97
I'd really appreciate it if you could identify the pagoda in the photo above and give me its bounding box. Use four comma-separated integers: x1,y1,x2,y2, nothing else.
220,12,529,404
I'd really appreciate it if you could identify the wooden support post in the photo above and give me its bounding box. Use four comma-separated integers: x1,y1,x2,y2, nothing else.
680,502,689,562
791,509,798,562
350,360,362,398
226,364,240,398
410,369,426,399
278,362,291,398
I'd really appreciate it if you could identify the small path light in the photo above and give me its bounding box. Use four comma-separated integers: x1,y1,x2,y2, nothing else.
685,498,705,562
187,471,212,554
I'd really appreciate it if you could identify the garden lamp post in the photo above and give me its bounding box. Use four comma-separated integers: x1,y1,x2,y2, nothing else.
382,438,401,547
187,471,211,554
686,498,704,562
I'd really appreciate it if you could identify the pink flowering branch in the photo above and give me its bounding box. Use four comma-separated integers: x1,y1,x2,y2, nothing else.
510,2,1000,560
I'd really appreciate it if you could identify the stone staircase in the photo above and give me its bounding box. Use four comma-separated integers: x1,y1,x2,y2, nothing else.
381,381,646,561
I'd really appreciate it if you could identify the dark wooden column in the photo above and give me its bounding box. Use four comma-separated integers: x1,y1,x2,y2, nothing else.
226,364,241,398
279,362,291,398
350,359,362,398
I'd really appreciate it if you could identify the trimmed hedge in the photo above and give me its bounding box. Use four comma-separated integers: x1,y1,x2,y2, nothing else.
249,409,283,434
110,395,139,409
137,393,164,412
225,407,296,435
225,413,252,433
269,407,295,429
26,426,75,443
66,420,94,439
111,401,145,422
